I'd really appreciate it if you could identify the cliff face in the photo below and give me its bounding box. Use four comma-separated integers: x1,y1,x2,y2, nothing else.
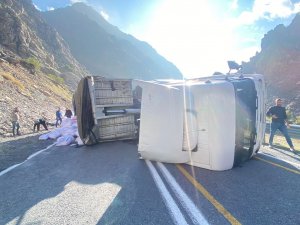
0,0,87,137
42,3,182,80
243,14,300,113
0,0,89,89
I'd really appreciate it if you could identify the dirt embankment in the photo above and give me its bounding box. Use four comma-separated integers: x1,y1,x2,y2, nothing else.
0,60,73,137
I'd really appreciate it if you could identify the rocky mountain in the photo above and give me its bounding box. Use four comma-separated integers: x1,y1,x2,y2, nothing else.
0,0,85,136
42,3,182,80
243,13,300,114
0,0,89,89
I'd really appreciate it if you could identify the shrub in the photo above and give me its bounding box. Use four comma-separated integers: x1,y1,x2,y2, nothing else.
1,72,24,90
49,83,72,101
47,74,64,85
23,57,41,71
286,108,297,124
295,116,300,125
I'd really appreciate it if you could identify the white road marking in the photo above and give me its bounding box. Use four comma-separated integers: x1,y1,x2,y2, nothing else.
145,160,188,225
0,143,56,177
157,162,209,225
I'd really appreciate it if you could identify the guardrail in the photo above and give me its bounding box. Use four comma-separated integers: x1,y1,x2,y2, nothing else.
265,123,300,139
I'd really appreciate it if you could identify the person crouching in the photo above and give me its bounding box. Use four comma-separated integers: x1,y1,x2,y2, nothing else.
34,118,48,132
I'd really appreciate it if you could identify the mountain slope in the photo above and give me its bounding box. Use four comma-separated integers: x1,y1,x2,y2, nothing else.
70,3,180,78
42,3,182,80
0,53,73,136
0,0,89,89
243,13,300,114
0,0,86,137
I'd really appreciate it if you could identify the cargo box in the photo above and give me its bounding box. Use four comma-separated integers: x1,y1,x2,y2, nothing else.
73,76,137,145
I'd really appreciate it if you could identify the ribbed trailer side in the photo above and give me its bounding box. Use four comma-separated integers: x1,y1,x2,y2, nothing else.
74,76,137,145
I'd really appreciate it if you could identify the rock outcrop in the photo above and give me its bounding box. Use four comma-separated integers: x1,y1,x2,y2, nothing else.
0,0,89,89
243,13,300,114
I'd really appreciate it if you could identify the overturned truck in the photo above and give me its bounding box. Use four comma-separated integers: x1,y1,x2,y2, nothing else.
73,74,266,171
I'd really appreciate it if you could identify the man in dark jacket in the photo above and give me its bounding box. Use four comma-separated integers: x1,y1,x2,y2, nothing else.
65,109,73,118
266,98,295,152
33,117,48,132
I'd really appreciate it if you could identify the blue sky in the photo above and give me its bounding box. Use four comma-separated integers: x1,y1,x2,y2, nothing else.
33,0,300,77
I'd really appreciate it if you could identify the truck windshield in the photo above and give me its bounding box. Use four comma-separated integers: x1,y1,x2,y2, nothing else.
231,78,257,166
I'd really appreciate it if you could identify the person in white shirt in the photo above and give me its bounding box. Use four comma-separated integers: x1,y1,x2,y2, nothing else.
11,107,20,136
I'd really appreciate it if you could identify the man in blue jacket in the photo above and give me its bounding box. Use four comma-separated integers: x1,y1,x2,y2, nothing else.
266,98,295,152
55,108,62,127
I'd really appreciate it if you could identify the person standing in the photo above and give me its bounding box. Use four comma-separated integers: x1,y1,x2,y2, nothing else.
266,98,295,152
55,108,62,127
65,109,73,118
11,107,20,136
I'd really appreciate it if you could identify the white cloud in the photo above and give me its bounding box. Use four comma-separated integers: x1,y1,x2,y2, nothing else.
238,11,257,25
238,0,300,25
33,3,41,11
100,10,109,21
230,0,238,10
70,0,87,4
294,2,300,11
254,0,294,18
47,6,55,11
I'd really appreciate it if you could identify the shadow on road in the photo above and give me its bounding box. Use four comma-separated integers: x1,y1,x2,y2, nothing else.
0,141,173,225
266,144,300,162
0,133,54,172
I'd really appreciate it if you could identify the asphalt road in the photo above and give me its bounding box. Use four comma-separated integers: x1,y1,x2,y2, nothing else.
0,133,53,171
0,140,299,225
